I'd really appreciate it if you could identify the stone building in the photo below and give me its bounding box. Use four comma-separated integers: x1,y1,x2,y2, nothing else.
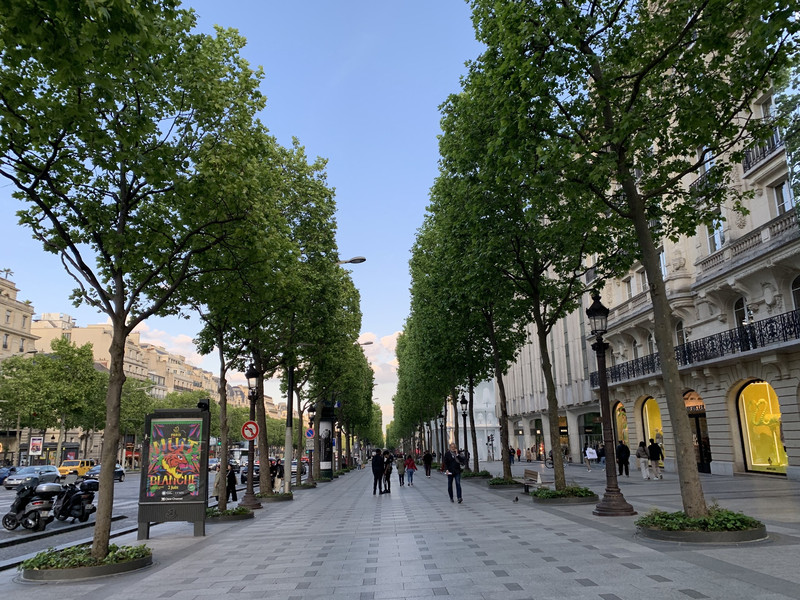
501,88,800,480
0,274,37,360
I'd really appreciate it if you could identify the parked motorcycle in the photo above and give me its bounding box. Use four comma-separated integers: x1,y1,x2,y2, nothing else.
52,478,98,523
2,477,62,532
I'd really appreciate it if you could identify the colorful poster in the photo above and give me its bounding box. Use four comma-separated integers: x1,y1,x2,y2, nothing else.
29,436,43,456
146,418,203,501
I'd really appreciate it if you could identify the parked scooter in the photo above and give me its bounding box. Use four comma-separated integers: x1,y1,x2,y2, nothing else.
52,477,98,523
2,477,62,531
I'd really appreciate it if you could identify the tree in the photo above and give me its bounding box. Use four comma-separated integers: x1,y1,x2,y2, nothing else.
0,1,265,556
467,0,797,516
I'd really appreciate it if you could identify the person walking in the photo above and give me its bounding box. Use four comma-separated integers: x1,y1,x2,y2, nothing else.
272,459,285,493
616,440,631,477
509,446,515,465
648,438,664,479
382,450,393,494
225,463,238,503
635,441,650,479
584,444,596,471
443,443,465,503
422,451,433,478
212,464,223,501
404,454,418,486
371,450,385,495
395,453,405,487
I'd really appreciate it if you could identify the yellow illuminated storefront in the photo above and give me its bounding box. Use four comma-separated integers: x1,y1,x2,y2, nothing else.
739,381,787,475
641,397,664,461
614,403,629,445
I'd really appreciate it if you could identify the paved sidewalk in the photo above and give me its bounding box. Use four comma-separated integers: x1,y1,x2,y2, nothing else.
2,463,799,599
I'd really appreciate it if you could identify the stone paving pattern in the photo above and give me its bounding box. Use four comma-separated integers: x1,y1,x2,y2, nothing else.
3,461,800,599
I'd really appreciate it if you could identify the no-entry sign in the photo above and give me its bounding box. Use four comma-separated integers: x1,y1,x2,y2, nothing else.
242,421,259,441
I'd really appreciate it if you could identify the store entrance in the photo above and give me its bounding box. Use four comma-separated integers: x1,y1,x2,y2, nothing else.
685,390,711,473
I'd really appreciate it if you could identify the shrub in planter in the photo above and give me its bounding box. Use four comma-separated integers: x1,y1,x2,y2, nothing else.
21,544,151,571
463,470,491,478
635,504,763,532
206,506,252,518
257,491,293,501
530,485,595,499
488,477,519,486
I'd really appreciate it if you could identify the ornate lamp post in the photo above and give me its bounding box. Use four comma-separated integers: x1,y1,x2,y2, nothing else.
438,412,445,466
586,293,636,517
239,364,262,510
459,392,469,470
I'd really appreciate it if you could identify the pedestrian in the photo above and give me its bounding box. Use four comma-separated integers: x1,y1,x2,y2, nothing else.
584,444,597,471
382,450,393,493
422,451,433,477
212,464,223,501
516,447,522,463
371,450,385,495
597,444,606,465
395,453,405,486
226,463,238,502
616,440,630,477
635,441,650,479
648,438,664,479
443,443,465,504
404,454,418,486
509,446,515,465
272,459,285,493
525,448,532,462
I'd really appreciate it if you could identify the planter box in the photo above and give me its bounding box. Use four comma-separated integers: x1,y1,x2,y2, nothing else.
22,555,153,582
638,525,768,544
258,494,293,502
531,494,599,505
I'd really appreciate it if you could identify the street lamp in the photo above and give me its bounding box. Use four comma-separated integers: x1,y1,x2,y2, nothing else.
240,364,262,510
459,391,468,452
337,256,366,265
438,412,445,466
586,292,636,517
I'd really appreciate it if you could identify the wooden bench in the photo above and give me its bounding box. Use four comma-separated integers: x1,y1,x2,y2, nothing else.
521,468,553,493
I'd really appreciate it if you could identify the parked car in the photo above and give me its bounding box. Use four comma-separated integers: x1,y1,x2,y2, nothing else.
291,460,307,475
208,458,220,471
57,459,95,478
4,465,61,490
0,466,17,485
84,463,126,482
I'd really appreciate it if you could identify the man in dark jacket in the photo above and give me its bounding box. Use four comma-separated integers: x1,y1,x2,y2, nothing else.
443,443,465,504
371,450,385,495
648,438,664,479
422,451,433,478
616,440,631,477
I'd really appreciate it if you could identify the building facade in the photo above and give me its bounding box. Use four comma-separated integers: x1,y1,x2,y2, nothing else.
501,87,800,480
0,275,37,360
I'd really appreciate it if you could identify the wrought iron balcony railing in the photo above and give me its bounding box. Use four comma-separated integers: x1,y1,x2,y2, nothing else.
590,308,800,387
742,130,784,174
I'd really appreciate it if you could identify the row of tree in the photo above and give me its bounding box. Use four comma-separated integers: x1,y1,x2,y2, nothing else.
393,0,797,518
0,0,376,558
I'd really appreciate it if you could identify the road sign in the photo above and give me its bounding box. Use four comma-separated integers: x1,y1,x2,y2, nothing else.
305,428,315,438
305,439,314,450
242,421,259,441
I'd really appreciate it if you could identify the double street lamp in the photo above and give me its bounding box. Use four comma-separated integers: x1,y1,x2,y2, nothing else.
586,293,636,517
240,364,262,510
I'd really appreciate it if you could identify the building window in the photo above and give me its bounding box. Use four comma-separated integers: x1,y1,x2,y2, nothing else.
2,334,7,349
647,333,656,355
772,180,795,216
19,339,24,352
4,310,10,324
734,297,752,326
659,247,667,280
792,276,800,310
676,321,688,346
624,278,633,300
707,214,725,253
21,315,27,328
637,270,647,294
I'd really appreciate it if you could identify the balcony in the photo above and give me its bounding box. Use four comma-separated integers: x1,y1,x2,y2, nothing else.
742,130,784,175
590,308,800,387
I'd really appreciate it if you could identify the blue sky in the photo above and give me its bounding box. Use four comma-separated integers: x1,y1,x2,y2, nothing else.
0,1,484,426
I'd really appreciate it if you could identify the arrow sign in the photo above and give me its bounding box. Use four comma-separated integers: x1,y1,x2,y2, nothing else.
242,421,259,441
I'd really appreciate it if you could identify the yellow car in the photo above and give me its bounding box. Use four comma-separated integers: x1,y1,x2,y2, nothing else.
57,459,95,478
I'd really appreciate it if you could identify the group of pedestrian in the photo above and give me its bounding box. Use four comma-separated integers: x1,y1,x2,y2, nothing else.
635,439,664,479
370,445,467,504
212,463,238,503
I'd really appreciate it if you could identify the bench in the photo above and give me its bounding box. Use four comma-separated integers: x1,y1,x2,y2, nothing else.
520,468,553,493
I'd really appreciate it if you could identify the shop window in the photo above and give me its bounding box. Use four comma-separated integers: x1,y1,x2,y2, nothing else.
641,397,664,453
738,380,787,474
614,403,629,445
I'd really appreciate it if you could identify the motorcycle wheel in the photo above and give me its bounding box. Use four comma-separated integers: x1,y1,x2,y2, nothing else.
55,513,68,521
2,513,18,531
78,512,90,523
21,511,40,530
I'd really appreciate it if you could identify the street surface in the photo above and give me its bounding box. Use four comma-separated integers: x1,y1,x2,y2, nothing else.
0,461,798,599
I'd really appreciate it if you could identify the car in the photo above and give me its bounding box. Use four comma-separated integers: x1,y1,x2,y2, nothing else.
84,463,126,482
0,466,17,485
208,458,220,471
4,465,62,489
290,460,307,475
240,461,260,484
57,459,95,477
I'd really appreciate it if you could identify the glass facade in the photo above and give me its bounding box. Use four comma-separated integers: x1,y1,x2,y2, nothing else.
642,397,664,458
739,381,787,474
614,403,629,444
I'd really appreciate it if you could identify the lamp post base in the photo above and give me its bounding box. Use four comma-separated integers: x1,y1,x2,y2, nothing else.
238,491,262,510
593,490,637,517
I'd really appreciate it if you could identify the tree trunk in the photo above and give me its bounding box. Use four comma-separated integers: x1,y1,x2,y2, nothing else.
468,375,479,472
255,358,271,496
484,309,513,480
216,338,229,511
534,320,567,490
91,322,126,560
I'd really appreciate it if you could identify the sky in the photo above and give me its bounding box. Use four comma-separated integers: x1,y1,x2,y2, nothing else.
0,1,485,428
